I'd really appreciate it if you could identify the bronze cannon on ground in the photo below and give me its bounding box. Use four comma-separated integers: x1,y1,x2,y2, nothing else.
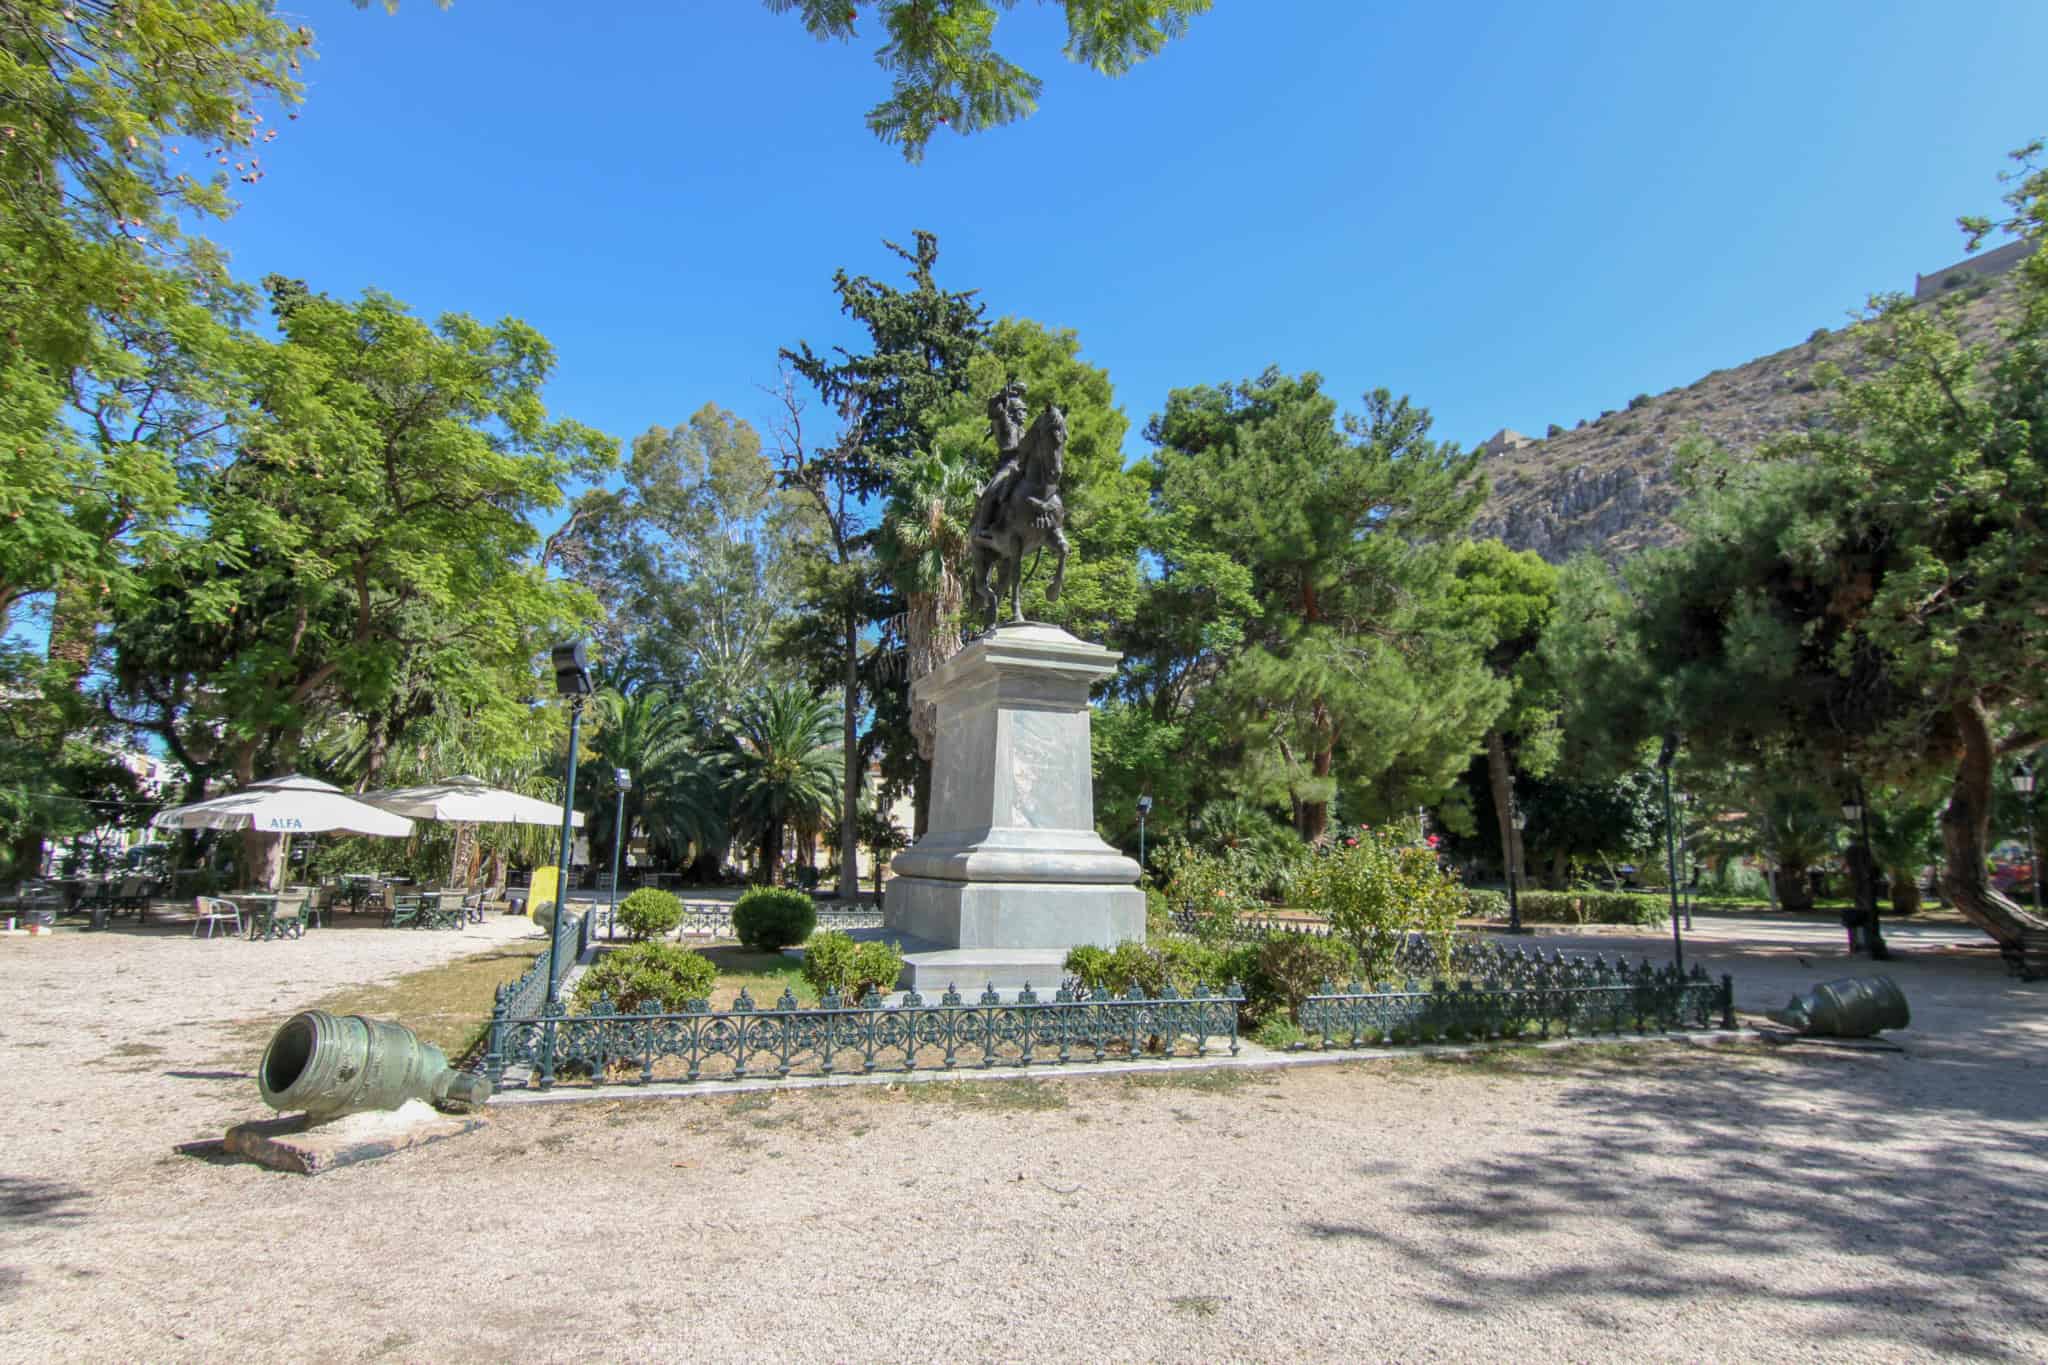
1767,975,1910,1038
259,1010,491,1120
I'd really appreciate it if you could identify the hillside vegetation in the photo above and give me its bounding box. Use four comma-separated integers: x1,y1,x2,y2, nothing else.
1473,268,2022,563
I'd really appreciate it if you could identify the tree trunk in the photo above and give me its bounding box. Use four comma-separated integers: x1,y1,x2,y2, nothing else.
1938,694,2044,949
230,745,281,892
838,610,860,900
1887,869,1921,917
448,822,478,890
1484,731,1523,893
46,574,98,688
1298,744,1333,843
761,818,783,886
1777,859,1816,914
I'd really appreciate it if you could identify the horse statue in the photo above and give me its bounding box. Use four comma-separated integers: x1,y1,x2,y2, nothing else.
967,396,1069,629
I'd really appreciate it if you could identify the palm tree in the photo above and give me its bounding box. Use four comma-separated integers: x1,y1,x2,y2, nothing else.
724,683,841,885
580,686,725,876
877,449,979,835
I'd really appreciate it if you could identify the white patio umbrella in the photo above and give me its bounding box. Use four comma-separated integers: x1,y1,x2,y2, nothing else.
152,775,415,891
358,775,582,891
358,774,584,829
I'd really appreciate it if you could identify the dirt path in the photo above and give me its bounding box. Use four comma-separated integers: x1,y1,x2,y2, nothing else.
1,916,2043,1362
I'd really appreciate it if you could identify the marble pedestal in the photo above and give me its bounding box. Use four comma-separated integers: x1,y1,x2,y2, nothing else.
884,623,1144,992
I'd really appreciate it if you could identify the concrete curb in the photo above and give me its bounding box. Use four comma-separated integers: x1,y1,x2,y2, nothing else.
485,1026,1763,1107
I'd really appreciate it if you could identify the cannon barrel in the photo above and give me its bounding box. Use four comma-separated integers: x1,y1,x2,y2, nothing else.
1767,975,1910,1037
259,1010,491,1120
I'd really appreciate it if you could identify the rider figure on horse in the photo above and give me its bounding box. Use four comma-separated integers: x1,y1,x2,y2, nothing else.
970,379,1030,551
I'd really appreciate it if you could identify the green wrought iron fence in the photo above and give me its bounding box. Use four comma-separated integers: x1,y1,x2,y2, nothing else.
665,901,884,939
1298,957,1734,1047
494,908,584,1022
484,981,1243,1089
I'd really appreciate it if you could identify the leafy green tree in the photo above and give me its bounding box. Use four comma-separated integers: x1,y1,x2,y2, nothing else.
1631,146,2048,946
765,0,1212,161
723,683,842,885
875,447,978,832
1145,368,1502,841
1445,539,1560,891
550,403,802,712
103,279,611,883
1,1,304,631
578,686,727,877
776,230,987,890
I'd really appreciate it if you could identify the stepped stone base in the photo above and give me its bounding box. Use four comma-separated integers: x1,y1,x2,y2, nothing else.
886,875,1144,952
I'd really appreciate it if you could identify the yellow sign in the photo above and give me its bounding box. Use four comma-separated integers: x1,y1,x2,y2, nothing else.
527,865,561,922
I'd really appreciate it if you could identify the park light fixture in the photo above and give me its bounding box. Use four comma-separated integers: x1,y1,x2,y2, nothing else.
607,767,632,938
1136,794,1153,868
551,640,593,697
1840,795,1863,825
544,639,592,995
1504,784,1526,935
2018,760,2040,918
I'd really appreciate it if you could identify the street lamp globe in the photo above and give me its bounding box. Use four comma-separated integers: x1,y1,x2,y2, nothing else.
2015,762,2036,796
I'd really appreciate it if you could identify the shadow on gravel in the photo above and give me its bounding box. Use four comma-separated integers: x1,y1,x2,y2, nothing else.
1303,1046,2048,1361
0,1175,88,1229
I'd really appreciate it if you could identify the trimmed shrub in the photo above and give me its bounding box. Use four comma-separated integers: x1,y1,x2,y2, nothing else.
1461,889,1508,920
731,887,816,951
1502,890,1668,926
616,887,682,940
574,941,716,1013
1063,939,1253,996
1249,934,1360,1024
800,930,904,1001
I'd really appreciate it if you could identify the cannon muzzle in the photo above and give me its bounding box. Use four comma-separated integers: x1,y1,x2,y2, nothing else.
259,1010,491,1120
1767,975,1910,1037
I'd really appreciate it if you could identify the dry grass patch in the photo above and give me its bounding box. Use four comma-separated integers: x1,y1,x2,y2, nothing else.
227,939,548,1059
694,943,818,1009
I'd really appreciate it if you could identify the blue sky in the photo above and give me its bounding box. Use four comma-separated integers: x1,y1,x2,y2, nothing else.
206,0,2045,462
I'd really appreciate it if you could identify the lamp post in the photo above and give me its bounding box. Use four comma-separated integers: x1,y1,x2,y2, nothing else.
607,767,631,940
1505,784,1527,935
1658,733,1685,972
1840,782,1886,960
1136,794,1153,870
1675,790,1694,931
2016,760,2039,918
544,640,592,1000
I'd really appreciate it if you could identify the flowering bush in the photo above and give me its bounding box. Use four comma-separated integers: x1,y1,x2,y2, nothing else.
1157,838,1261,943
1296,823,1465,980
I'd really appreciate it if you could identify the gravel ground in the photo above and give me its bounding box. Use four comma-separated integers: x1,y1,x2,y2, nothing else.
2,912,2044,1362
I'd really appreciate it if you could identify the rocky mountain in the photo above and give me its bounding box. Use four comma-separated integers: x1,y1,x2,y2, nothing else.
1472,241,2031,564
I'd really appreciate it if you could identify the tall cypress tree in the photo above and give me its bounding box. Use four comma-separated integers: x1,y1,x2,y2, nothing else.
775,232,987,891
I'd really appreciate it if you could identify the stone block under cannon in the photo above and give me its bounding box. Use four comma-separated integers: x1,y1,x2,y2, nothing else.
221,1011,491,1173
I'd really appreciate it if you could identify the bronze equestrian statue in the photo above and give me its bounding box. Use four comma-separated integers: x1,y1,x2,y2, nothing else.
967,380,1069,628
